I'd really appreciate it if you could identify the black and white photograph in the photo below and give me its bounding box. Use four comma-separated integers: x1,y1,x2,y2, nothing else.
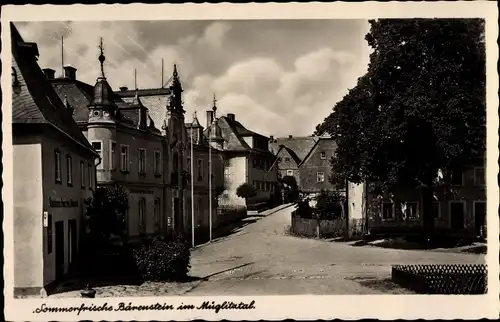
2,2,498,321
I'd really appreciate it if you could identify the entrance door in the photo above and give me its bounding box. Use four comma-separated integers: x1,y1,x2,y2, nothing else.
474,201,486,235
450,202,465,230
55,221,65,280
174,197,183,233
68,219,77,272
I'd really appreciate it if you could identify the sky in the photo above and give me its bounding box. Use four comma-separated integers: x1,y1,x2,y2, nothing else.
15,20,371,137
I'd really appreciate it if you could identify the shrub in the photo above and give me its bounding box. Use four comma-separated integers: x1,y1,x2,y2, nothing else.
313,189,346,220
295,197,313,218
132,237,191,282
236,183,257,199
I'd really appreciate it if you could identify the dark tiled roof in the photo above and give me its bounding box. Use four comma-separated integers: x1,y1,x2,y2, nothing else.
11,23,95,154
269,136,317,161
51,79,93,123
114,87,171,97
280,146,302,164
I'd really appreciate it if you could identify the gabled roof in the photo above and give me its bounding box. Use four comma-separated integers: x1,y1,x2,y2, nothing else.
269,136,317,161
11,23,96,156
276,145,301,165
298,136,337,167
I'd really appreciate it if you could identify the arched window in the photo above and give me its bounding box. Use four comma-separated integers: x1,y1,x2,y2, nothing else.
139,198,146,231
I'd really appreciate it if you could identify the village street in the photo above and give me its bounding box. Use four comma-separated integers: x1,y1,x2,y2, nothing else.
186,204,485,295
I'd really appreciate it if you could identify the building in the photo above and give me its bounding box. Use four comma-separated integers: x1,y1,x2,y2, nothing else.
46,40,167,241
205,111,279,212
11,23,99,296
185,112,225,240
366,156,486,237
269,133,365,221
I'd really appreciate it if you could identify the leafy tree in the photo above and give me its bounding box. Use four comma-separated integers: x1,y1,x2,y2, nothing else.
84,184,129,247
318,19,485,230
313,190,346,220
236,183,257,200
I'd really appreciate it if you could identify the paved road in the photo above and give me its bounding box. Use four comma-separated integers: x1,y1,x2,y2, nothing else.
187,204,485,295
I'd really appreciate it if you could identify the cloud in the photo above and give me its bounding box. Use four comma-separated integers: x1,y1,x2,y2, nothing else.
15,19,371,137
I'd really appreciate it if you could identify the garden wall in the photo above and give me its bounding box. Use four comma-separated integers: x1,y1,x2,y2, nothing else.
291,211,363,238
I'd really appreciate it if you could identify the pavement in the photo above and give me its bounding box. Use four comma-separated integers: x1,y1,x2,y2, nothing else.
45,203,485,297
185,204,485,295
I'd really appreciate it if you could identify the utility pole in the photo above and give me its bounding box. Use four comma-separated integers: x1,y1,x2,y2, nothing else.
61,36,64,78
134,68,137,89
209,126,213,242
345,178,350,240
161,59,164,88
190,125,195,248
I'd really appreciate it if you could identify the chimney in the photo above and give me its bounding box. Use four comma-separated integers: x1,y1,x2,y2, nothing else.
63,65,77,80
43,68,55,80
227,113,235,122
119,86,128,92
288,135,293,139
206,110,214,128
270,135,274,142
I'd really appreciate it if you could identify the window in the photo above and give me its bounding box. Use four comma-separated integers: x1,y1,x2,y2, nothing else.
404,202,418,220
320,151,327,159
284,157,290,163
382,202,395,220
139,198,146,230
138,149,146,174
54,149,61,183
286,170,294,176
432,202,440,219
317,172,325,183
66,155,73,186
154,150,161,175
80,161,85,189
154,198,160,229
197,159,203,181
451,168,463,186
88,163,93,190
120,145,130,171
110,141,116,170
474,167,485,186
91,142,102,168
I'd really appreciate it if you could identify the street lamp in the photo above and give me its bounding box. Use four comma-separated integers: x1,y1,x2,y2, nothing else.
12,67,21,95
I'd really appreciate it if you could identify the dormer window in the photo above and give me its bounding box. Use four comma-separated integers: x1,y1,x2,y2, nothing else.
320,152,327,159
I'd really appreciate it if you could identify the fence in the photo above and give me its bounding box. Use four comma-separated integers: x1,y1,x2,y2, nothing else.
291,211,363,238
391,264,487,294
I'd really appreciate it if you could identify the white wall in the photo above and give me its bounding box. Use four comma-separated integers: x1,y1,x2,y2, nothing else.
13,140,44,289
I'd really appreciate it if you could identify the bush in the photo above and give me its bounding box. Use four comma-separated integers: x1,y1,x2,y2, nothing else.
295,197,313,218
236,183,257,199
132,238,191,282
314,189,345,220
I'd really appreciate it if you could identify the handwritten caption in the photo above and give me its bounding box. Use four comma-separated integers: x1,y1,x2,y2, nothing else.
33,300,256,315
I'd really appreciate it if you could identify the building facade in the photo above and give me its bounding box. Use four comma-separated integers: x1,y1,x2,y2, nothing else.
366,157,486,237
205,112,279,212
269,133,365,221
47,42,167,242
11,24,99,296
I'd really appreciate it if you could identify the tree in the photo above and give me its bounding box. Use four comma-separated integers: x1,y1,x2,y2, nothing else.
280,175,300,203
313,190,346,220
84,184,129,247
236,183,257,201
318,19,485,230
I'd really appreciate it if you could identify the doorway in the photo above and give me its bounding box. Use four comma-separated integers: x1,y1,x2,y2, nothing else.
474,201,486,235
68,219,77,272
174,197,183,233
55,221,65,280
450,202,465,230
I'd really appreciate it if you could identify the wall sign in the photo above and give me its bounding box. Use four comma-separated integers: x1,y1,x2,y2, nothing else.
49,197,79,208
43,211,48,227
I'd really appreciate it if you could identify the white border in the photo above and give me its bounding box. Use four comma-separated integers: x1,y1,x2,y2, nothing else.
2,2,499,320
